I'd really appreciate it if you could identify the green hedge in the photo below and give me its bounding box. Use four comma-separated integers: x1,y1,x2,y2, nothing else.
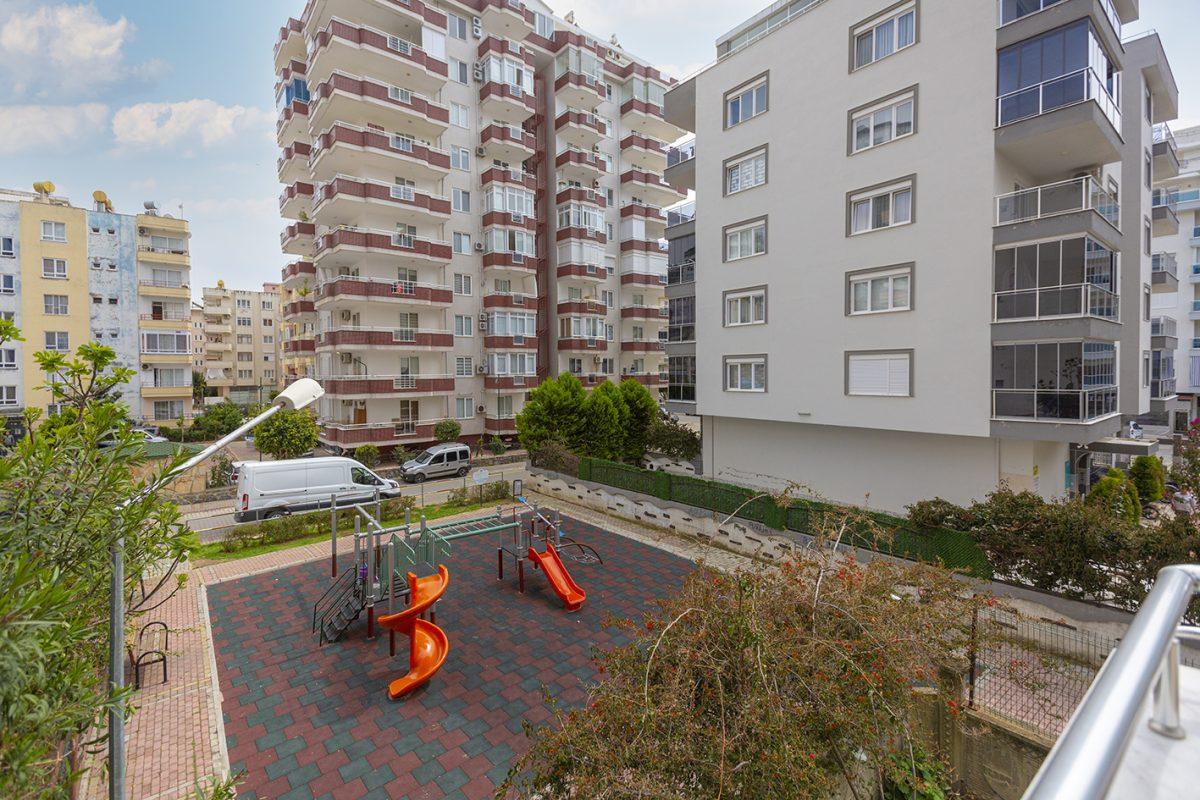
576,457,992,578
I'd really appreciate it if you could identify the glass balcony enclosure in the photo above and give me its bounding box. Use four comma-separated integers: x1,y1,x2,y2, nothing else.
993,236,1119,321
995,176,1118,228
1152,350,1176,399
667,139,695,167
666,202,695,228
1151,316,1177,339
1153,188,1179,211
998,0,1119,37
1152,253,1178,279
992,341,1118,422
667,296,695,342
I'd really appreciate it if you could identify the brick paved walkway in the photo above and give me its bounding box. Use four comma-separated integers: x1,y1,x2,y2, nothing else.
207,514,694,800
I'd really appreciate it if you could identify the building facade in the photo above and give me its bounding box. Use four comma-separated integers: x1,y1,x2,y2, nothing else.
274,0,682,453
666,0,1176,512
203,281,283,406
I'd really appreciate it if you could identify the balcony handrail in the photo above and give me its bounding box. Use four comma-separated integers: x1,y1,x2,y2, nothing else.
139,312,191,321
1153,188,1179,211
317,372,455,381
993,282,1119,322
321,273,448,291
1151,316,1178,337
321,418,443,430
318,15,436,63
667,139,696,167
1152,253,1178,276
996,66,1121,132
484,290,537,299
995,175,1119,228
317,68,446,110
1022,565,1200,799
1154,122,1178,149
998,0,1119,38
137,244,190,256
138,279,189,289
318,172,449,202
321,324,449,334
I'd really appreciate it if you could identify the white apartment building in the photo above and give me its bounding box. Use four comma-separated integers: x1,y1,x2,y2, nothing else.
666,0,1177,512
274,0,682,453
203,282,283,406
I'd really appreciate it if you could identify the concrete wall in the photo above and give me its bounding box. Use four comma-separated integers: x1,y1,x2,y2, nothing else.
87,210,142,408
0,199,22,421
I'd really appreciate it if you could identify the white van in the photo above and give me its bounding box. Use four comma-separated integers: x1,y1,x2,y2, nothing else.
234,457,401,522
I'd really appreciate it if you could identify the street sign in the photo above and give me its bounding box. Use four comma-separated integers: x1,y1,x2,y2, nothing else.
472,468,490,485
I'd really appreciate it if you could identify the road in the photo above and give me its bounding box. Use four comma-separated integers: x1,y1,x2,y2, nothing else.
182,463,529,543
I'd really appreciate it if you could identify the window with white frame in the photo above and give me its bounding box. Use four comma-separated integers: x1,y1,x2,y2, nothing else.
725,219,767,261
534,11,554,39
0,236,13,256
484,185,534,217
154,400,184,420
0,275,12,294
448,57,468,84
141,331,189,353
726,149,766,195
41,221,66,242
42,258,67,279
451,146,471,170
0,349,16,369
446,12,468,39
0,386,15,406
452,187,471,212
453,232,471,254
484,228,535,256
236,298,251,309
556,202,604,231
488,311,535,337
43,294,68,315
497,395,514,417
454,314,473,336
488,352,536,376
847,352,911,396
455,396,474,419
853,4,916,70
725,77,767,127
852,92,915,153
849,267,912,314
559,316,606,339
725,356,766,392
44,331,70,351
450,102,470,128
456,356,473,377
453,273,472,295
725,289,766,326
850,180,913,234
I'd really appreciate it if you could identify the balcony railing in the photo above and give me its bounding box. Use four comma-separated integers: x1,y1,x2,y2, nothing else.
1151,377,1177,399
993,283,1119,322
667,139,695,167
995,176,1119,228
667,202,696,227
997,67,1121,131
1152,316,1178,338
1154,122,1177,149
668,260,696,286
992,386,1118,422
998,0,1119,37
1152,253,1179,279
1153,188,1179,212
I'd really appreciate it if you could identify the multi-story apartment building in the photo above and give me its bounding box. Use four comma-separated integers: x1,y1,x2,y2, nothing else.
203,281,283,406
1149,123,1200,430
663,197,696,416
274,0,683,453
0,185,195,425
191,301,207,374
665,0,1177,512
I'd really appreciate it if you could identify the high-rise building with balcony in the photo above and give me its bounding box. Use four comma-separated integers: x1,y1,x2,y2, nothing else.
203,281,283,406
274,0,683,453
665,0,1177,512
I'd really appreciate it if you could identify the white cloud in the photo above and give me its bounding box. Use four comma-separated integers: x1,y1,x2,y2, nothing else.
0,3,159,100
111,101,274,154
0,103,109,155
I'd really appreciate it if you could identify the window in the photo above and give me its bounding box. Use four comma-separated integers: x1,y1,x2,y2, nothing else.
262,299,274,310
851,91,916,153
107,297,118,305
725,149,767,194
237,352,253,362
1144,219,1152,255
725,76,767,127
725,356,767,392
454,314,473,337
848,352,911,397
43,294,68,315
568,357,583,375
0,349,15,369
41,221,67,242
237,369,253,380
452,188,471,212
447,12,468,39
668,356,696,402
849,267,912,314
451,146,471,171
0,275,12,294
1143,350,1151,388
996,20,1120,127
488,352,536,376
724,289,766,326
489,311,535,337
455,396,474,419
1145,150,1153,190
669,297,696,342
453,232,472,254
42,258,67,279
92,294,102,304
237,317,252,327
1144,284,1151,321
453,273,472,295
725,219,767,261
451,102,470,128
0,237,12,256
237,334,253,344
853,4,916,70
601,290,614,308
0,386,14,407
849,179,914,234
993,237,1116,321
263,335,274,344
154,400,184,421
535,11,554,39
449,57,468,83
456,356,473,377
497,395,514,418
992,341,1117,421
142,332,189,353
44,332,70,352
236,298,251,309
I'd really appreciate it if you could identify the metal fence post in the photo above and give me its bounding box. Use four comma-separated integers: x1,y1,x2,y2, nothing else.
967,606,979,710
330,493,338,577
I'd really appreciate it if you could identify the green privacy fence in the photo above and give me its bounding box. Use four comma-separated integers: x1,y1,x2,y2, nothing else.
577,457,993,578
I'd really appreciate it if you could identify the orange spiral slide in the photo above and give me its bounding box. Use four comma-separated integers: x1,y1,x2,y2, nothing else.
527,543,586,612
377,565,450,699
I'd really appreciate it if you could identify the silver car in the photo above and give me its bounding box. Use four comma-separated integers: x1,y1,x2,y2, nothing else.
400,443,471,482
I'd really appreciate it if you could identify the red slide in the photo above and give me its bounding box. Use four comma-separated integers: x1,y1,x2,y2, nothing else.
527,543,586,612
378,566,450,699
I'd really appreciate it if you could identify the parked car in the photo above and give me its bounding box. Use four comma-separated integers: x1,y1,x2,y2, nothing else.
131,429,168,443
234,456,401,522
398,443,471,483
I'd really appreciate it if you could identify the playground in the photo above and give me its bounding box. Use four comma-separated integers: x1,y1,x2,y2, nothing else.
206,503,694,800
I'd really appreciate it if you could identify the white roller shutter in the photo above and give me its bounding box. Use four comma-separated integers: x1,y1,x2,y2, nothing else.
848,353,910,396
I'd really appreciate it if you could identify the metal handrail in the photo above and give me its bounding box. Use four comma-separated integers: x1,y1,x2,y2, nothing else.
1023,564,1200,799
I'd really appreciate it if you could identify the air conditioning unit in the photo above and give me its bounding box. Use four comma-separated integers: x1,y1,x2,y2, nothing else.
340,310,351,321
472,20,482,39
479,320,488,331
480,364,489,374
593,355,602,364
472,63,485,82
339,353,353,364
476,404,485,414
512,252,524,263
478,313,488,321
513,336,525,346
512,213,524,224
138,227,147,235
474,242,485,252
475,146,486,157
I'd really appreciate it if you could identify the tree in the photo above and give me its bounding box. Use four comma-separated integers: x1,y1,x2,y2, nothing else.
433,418,461,442
1129,455,1165,505
354,443,380,468
591,381,629,458
618,378,659,462
1172,420,1200,491
1087,467,1142,524
578,385,623,460
254,409,317,460
504,508,984,799
35,342,133,413
192,371,207,405
516,372,587,453
646,416,701,461
191,401,244,440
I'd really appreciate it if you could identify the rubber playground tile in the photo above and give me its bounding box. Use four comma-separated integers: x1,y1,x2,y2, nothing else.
209,514,692,799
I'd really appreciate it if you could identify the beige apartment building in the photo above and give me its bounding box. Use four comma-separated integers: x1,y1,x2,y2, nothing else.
665,0,1177,512
274,0,682,452
202,281,282,406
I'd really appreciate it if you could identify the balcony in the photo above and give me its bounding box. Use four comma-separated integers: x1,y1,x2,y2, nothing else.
320,420,437,446
302,0,446,37
667,260,695,286
667,202,696,229
622,371,666,388
556,298,607,316
139,311,190,329
621,341,665,353
485,416,518,434
1193,226,1200,247
135,242,190,267
142,383,192,399
993,282,1119,323
483,333,537,350
558,337,609,352
477,34,535,66
555,186,606,208
556,225,605,245
277,140,312,184
992,386,1118,422
1153,190,1180,236
482,250,538,276
483,292,538,311
283,299,316,318
309,71,449,141
556,263,608,283
316,326,454,350
479,80,536,125
480,123,537,164
484,374,534,390
994,67,1122,181
280,221,316,255
1190,301,1200,321
273,18,303,71
556,147,606,183
993,176,1120,249
310,122,450,183
1154,123,1181,179
621,134,668,174
1152,253,1179,293
137,279,190,300
997,0,1123,53
553,70,604,108
276,101,309,145
621,202,667,238
206,338,231,353
1152,376,1177,401
481,166,537,191
307,19,448,96
321,374,455,397
621,305,668,321
480,0,535,40
310,175,450,228
283,338,316,354
1151,316,1178,349
664,139,696,193
555,109,605,150
620,239,668,260
206,322,232,336
620,270,667,288
279,181,314,220
316,275,453,307
281,259,316,285
313,227,451,270
620,169,685,208
620,98,683,143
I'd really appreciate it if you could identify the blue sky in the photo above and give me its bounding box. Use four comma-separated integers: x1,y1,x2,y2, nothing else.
1,0,1197,297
